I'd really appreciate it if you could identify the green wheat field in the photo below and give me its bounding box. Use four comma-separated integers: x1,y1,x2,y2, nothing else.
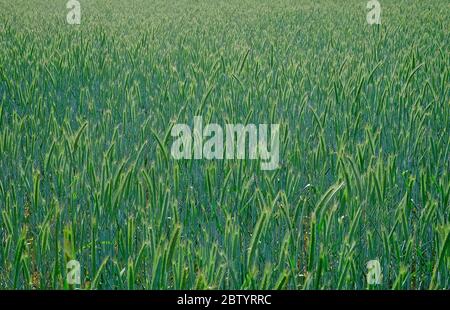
0,0,449,290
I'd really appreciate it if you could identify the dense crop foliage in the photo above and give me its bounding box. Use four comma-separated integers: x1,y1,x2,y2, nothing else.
0,0,449,289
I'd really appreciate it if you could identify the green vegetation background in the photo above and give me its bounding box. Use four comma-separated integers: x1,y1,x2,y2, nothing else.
0,0,448,289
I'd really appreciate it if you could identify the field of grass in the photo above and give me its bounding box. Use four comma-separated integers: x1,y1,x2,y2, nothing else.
0,0,449,289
